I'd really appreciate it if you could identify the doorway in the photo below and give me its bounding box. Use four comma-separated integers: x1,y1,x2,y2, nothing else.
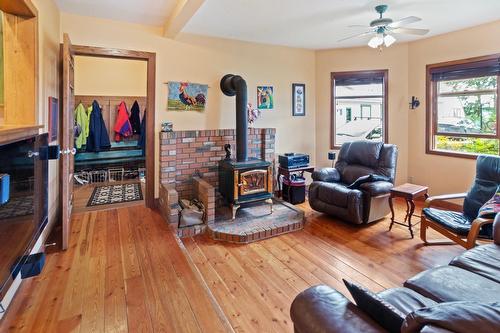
60,34,156,249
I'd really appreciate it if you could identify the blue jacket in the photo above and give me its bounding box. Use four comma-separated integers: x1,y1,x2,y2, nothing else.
86,100,111,152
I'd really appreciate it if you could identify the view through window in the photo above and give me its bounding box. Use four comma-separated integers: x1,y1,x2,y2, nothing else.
331,70,387,148
428,55,500,157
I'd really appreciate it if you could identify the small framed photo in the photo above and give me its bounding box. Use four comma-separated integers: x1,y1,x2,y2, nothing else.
257,86,274,110
292,83,305,116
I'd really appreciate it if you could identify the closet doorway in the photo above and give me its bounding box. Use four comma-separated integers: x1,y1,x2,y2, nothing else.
70,45,155,213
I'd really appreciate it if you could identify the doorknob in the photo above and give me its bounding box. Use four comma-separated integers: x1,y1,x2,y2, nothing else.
60,148,76,155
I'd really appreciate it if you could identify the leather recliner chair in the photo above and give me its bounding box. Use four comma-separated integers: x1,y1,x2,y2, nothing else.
309,141,398,224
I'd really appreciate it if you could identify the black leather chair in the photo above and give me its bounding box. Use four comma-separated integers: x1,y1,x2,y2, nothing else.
309,141,398,224
420,154,500,249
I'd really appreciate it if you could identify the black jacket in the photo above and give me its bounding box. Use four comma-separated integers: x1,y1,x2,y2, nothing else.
129,100,141,135
86,100,111,152
138,110,146,156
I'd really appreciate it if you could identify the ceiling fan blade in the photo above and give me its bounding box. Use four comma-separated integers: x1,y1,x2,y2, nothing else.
388,16,421,28
337,31,374,42
391,27,429,35
348,24,370,28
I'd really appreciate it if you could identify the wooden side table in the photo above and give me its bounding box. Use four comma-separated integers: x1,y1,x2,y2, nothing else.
389,183,429,238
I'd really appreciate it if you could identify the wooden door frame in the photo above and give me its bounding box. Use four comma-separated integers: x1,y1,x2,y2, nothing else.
71,44,156,208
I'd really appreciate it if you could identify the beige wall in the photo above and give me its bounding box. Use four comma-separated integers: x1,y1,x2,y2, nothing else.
315,44,409,184
60,12,317,197
315,21,500,194
408,21,500,195
33,0,61,231
74,56,147,96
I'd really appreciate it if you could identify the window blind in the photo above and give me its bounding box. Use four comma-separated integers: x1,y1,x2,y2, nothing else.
334,76,384,86
430,57,500,81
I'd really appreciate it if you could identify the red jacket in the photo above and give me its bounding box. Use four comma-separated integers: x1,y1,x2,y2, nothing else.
114,101,132,141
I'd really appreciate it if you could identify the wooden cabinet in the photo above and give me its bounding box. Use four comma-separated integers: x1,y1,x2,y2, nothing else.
0,0,39,143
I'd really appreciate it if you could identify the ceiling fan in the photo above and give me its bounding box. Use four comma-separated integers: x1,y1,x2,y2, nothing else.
339,4,430,48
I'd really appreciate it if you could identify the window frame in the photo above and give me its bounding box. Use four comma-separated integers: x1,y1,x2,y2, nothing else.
330,70,389,149
426,54,500,159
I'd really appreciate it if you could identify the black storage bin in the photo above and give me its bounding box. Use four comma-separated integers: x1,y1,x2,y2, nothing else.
282,178,306,204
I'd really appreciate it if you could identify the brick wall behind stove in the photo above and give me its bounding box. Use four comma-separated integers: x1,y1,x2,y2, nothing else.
160,128,276,199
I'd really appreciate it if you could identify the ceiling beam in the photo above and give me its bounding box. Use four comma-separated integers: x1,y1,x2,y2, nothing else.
163,0,205,38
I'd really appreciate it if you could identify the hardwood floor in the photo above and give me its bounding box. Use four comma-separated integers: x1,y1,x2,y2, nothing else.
0,200,464,332
182,200,464,332
0,206,229,333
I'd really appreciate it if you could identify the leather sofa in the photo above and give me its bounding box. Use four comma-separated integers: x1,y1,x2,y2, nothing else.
309,141,398,224
290,215,500,333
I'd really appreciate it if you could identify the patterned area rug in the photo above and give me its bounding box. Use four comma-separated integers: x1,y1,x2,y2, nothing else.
0,195,34,219
87,183,143,207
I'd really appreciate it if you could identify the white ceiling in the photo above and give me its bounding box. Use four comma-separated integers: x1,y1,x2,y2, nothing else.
56,0,500,50
55,0,177,26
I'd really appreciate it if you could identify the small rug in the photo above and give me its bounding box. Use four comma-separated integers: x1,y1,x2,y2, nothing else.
0,195,34,220
87,183,143,207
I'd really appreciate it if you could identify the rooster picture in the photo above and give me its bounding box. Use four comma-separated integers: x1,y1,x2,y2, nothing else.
178,82,206,110
167,81,208,112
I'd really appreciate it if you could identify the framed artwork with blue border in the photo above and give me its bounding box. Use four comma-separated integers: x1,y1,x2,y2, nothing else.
292,83,305,116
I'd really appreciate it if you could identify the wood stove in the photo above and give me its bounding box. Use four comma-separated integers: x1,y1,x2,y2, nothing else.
218,74,273,219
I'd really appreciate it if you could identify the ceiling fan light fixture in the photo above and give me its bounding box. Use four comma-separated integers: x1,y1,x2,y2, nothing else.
384,34,396,47
368,35,384,48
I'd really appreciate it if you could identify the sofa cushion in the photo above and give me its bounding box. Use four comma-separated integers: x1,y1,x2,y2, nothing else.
290,285,385,333
449,244,500,283
344,279,405,333
404,266,500,303
377,287,437,315
342,165,377,185
317,182,352,207
422,208,472,236
401,301,500,333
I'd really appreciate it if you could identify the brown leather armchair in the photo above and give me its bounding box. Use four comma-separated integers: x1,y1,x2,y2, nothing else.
309,141,398,224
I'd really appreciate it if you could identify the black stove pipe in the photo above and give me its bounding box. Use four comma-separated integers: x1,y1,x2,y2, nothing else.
220,74,248,162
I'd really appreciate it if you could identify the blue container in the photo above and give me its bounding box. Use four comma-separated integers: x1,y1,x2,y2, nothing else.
0,173,10,204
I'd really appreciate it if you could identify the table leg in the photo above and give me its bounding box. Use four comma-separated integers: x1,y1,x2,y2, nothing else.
408,199,416,239
388,195,395,231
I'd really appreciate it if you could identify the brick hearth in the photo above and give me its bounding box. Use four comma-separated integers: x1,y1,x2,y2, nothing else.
158,128,277,238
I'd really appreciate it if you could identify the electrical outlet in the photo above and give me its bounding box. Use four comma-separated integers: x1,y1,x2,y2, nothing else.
408,176,414,183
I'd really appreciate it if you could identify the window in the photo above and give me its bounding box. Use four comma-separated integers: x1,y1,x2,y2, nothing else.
427,54,500,158
331,70,388,148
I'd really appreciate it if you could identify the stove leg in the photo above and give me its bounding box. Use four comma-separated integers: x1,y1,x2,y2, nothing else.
231,204,240,220
266,199,274,215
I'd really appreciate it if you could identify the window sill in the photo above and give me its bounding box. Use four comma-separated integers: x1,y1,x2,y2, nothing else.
426,148,496,160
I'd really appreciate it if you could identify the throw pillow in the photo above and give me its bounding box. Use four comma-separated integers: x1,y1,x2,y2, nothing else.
477,185,500,219
343,279,405,333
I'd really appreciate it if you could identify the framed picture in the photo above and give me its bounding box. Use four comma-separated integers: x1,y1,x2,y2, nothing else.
48,96,58,142
167,81,208,112
257,86,274,110
292,83,305,116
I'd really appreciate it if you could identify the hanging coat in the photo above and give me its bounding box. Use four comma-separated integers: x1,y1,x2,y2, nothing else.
129,100,141,135
138,110,146,156
86,100,111,152
113,101,132,142
74,103,90,149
